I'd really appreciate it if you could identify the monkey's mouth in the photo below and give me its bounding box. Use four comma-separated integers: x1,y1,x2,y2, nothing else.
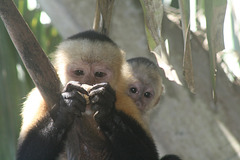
135,101,145,112
76,84,93,116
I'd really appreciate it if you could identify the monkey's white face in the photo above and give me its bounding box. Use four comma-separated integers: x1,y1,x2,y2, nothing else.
66,61,113,85
127,81,157,113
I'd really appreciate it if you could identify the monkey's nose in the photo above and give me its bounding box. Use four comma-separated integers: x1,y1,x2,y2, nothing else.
86,76,95,85
137,102,145,112
135,101,142,108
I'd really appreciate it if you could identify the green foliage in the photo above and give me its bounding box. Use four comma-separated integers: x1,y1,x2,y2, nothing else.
17,0,62,54
0,20,26,160
178,0,195,93
140,0,230,98
204,0,227,101
0,0,61,159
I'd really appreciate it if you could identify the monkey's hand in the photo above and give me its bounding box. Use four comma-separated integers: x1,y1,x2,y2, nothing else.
52,81,88,129
17,82,88,160
88,83,116,127
88,83,160,160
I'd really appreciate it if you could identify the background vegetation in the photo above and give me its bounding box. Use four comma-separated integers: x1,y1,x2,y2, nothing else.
0,0,61,159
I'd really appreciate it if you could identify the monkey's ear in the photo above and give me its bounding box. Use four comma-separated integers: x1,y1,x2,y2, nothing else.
154,96,161,107
160,85,165,96
154,85,164,106
120,49,126,59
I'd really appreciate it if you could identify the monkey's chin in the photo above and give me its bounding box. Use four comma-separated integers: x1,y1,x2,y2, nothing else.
83,105,94,116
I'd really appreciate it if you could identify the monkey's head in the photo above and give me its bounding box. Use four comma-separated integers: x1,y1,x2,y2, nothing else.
53,31,125,89
127,57,163,113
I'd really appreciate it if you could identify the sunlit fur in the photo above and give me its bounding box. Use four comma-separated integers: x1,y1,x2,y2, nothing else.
19,33,147,145
53,39,124,88
19,88,46,144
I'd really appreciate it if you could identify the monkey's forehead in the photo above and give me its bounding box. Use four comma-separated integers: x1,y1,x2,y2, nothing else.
56,39,124,61
130,61,159,71
131,64,161,78
131,68,162,90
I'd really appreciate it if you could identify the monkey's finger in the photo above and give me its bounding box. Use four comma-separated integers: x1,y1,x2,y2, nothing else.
62,90,86,101
89,85,116,109
77,91,90,104
89,86,105,97
91,103,100,112
89,82,108,92
69,99,86,113
92,105,113,125
61,91,86,112
63,81,89,95
63,81,81,91
59,98,83,117
91,82,115,95
90,95,99,104
62,98,86,114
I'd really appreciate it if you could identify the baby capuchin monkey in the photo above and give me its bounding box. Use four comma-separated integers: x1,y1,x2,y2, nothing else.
126,57,163,114
17,30,161,160
127,57,181,160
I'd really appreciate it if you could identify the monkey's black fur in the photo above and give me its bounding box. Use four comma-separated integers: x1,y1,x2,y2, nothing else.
161,154,182,160
67,30,117,46
17,83,160,160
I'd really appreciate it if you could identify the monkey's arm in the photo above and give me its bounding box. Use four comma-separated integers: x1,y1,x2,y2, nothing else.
103,113,181,160
89,83,159,160
106,111,159,160
17,111,68,160
17,84,87,160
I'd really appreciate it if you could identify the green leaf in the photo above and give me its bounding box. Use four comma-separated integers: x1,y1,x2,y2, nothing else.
205,0,227,101
140,0,184,85
178,0,195,93
139,0,162,51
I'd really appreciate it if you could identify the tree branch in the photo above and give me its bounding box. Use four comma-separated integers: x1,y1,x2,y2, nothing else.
93,0,114,35
0,0,61,108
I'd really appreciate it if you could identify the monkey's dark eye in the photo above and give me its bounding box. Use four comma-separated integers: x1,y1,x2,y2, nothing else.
144,92,151,98
130,87,137,94
74,70,84,76
95,72,106,77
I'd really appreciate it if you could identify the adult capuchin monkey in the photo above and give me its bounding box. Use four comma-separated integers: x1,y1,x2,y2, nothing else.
126,57,163,114
17,30,163,160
